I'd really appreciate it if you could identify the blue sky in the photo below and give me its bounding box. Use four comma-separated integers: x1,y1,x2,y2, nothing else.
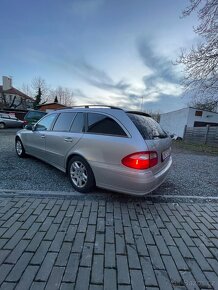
0,0,198,113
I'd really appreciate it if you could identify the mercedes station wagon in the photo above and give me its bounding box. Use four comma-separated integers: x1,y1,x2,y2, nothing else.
15,106,172,195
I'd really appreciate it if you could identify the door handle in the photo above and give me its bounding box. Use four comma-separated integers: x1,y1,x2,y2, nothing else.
64,137,73,142
41,135,45,138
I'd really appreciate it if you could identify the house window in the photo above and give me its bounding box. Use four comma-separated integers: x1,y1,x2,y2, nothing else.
195,110,203,117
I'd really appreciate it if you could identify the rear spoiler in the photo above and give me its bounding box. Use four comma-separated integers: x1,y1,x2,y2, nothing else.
126,111,151,117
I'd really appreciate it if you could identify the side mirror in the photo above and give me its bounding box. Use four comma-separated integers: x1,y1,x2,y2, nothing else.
25,124,33,130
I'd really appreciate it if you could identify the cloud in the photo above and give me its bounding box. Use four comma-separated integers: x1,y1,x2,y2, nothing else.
73,60,132,95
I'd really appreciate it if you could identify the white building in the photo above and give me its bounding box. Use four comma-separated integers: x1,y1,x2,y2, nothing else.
0,76,34,110
160,107,218,138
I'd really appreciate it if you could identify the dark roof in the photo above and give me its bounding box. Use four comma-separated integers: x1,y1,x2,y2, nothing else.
37,102,67,107
0,85,34,101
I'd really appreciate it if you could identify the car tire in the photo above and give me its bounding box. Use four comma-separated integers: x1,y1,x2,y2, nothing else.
0,122,5,129
68,156,95,193
15,138,26,158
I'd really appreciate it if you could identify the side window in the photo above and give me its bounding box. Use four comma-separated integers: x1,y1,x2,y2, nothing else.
53,112,76,132
87,113,127,136
35,114,57,131
70,113,84,133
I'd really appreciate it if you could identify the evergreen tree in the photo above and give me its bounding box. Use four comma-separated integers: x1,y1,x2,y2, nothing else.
33,88,42,109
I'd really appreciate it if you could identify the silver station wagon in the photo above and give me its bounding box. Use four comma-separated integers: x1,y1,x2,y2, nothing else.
15,106,172,195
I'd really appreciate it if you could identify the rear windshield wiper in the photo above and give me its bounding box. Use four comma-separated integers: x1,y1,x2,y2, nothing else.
152,135,167,139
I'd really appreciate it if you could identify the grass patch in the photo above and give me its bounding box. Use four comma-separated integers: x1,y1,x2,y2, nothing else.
172,140,218,155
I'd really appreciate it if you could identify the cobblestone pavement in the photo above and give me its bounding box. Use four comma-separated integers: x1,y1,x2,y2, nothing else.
0,195,218,290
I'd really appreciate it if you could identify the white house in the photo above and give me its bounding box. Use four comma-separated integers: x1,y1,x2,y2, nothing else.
160,107,218,138
0,76,34,110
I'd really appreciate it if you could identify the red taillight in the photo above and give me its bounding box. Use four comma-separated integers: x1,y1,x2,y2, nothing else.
121,151,158,170
23,120,27,125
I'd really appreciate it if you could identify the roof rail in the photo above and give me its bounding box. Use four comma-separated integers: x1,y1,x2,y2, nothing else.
70,105,123,110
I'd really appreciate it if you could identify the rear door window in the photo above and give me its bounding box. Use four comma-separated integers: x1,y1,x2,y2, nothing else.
53,112,76,132
128,113,167,139
87,113,127,136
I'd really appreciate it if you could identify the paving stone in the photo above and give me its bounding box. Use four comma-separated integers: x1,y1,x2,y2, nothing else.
140,256,158,287
117,255,130,284
105,243,115,268
94,233,104,254
63,253,80,282
0,264,13,285
126,244,141,269
65,224,77,242
130,269,145,290
80,242,94,267
72,233,85,252
75,267,91,290
97,218,105,233
174,238,193,258
44,223,59,240
147,245,165,270
104,268,117,290
115,233,126,255
0,249,10,264
91,254,104,284
45,266,65,290
49,231,65,252
56,242,72,266
105,226,114,244
153,235,170,255
36,252,57,281
141,228,155,245
135,234,148,256
60,283,75,290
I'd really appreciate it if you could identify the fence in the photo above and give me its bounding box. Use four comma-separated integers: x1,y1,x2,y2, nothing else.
183,125,218,146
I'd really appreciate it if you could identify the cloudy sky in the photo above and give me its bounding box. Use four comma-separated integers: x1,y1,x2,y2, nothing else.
0,0,198,113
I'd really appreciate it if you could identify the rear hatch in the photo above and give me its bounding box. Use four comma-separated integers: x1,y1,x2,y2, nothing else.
127,112,171,174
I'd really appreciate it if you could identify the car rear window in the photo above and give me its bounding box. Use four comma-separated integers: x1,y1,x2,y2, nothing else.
127,113,167,139
87,113,127,136
25,111,46,119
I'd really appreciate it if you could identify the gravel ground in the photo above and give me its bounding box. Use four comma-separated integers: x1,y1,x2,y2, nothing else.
0,129,217,197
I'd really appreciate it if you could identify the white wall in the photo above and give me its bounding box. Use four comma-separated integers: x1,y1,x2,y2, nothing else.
160,108,189,137
187,108,218,127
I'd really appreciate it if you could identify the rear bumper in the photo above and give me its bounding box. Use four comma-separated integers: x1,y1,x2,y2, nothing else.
91,156,172,196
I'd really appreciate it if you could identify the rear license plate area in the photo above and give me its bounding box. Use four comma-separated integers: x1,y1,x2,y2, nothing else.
162,147,171,161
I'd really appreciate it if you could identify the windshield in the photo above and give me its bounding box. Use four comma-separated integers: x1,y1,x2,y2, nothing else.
128,113,168,139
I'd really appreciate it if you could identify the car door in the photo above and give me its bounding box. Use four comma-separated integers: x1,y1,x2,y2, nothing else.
45,112,85,170
25,113,58,160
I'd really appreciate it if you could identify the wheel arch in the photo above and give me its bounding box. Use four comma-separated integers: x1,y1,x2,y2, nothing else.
66,153,95,179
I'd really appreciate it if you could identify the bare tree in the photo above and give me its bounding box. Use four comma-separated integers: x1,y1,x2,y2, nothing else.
177,0,218,111
21,83,33,98
49,86,74,106
0,91,23,109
